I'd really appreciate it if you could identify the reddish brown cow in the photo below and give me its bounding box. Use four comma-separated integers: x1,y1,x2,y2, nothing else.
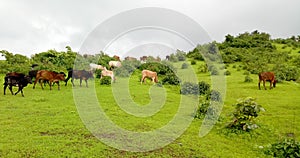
113,55,121,61
258,72,276,90
33,70,65,90
141,70,158,84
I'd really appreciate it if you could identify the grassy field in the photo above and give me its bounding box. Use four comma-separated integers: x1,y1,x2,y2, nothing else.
0,61,300,157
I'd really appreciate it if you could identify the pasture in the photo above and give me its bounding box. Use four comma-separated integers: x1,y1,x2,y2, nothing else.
1,61,300,157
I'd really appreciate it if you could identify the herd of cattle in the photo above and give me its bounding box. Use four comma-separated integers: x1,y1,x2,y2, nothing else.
3,56,277,97
3,58,161,97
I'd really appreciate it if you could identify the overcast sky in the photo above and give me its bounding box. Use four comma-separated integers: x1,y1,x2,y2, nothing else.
0,0,299,59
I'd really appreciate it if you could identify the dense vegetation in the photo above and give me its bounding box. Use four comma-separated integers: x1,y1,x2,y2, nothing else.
1,30,300,157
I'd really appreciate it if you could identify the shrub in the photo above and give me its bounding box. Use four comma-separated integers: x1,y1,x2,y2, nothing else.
224,70,231,76
206,90,222,102
232,65,236,68
243,71,250,75
180,82,199,95
244,75,253,82
161,72,181,85
265,138,300,157
181,63,189,69
191,60,196,65
228,97,265,131
198,81,210,95
198,64,208,73
210,68,219,75
100,76,111,85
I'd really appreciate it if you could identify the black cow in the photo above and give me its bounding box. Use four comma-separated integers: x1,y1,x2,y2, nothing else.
65,69,94,87
4,72,32,97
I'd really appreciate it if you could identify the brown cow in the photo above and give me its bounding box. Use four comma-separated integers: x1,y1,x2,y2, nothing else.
125,56,137,61
33,70,65,90
258,72,276,90
113,55,121,61
65,69,94,87
141,70,158,84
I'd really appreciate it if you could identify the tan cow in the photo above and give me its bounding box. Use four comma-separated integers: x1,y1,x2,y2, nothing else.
101,67,116,82
141,70,158,84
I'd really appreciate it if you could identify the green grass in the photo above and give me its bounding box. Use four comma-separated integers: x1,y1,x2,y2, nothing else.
0,61,300,157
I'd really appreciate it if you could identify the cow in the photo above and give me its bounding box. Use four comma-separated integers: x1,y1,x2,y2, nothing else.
65,69,94,87
141,70,158,84
33,70,65,90
89,63,105,71
4,72,32,97
108,61,122,70
100,67,116,82
258,72,276,90
113,55,121,61
125,56,137,61
140,56,148,63
166,55,170,61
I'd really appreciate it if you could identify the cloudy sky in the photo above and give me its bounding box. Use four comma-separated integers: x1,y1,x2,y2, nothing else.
0,0,299,59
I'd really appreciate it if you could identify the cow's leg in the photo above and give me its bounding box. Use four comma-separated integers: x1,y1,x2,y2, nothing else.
270,81,273,89
258,80,261,90
9,85,14,95
65,76,70,86
4,83,8,95
263,80,266,90
140,76,145,84
80,79,82,87
57,82,60,90
40,80,44,90
71,78,75,87
15,86,24,97
85,79,88,87
33,78,39,89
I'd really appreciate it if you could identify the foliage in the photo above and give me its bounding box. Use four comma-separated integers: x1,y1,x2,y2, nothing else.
100,76,111,85
273,64,299,81
265,138,300,157
244,75,253,82
228,97,265,131
198,81,210,95
180,82,199,95
198,64,208,73
224,70,231,76
161,72,181,85
114,60,141,77
181,63,189,69
206,90,222,102
190,60,196,65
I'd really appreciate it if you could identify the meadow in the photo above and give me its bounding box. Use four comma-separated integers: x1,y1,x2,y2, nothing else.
1,60,299,157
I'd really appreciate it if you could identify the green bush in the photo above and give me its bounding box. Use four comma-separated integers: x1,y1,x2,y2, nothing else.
206,90,222,102
228,97,265,131
180,82,199,95
161,72,181,85
244,75,253,82
198,64,208,73
194,101,220,120
224,70,231,76
198,81,210,95
100,76,111,85
191,60,196,65
243,71,250,75
181,63,189,69
265,138,300,157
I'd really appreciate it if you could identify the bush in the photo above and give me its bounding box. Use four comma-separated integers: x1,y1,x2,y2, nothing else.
191,60,196,65
180,82,199,95
228,97,265,131
243,71,250,75
265,138,300,157
206,90,222,102
198,64,208,73
224,70,231,76
161,72,181,85
100,76,111,85
210,68,219,75
198,81,210,95
244,75,253,82
181,63,189,69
